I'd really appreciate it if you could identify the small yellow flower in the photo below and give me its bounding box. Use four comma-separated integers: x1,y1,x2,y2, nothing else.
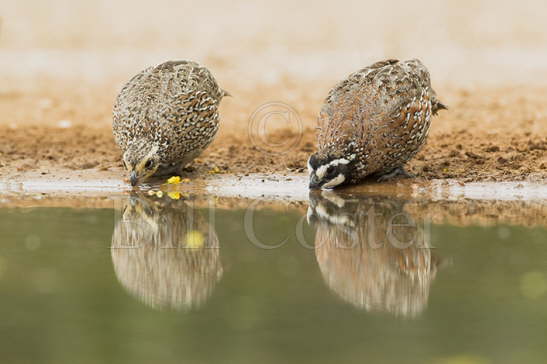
155,190,164,198
167,176,182,184
185,230,205,249
208,166,221,174
168,191,181,200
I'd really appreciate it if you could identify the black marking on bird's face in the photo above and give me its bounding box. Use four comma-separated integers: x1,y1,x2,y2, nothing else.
308,153,355,189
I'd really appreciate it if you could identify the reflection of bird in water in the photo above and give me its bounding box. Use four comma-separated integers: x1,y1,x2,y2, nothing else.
111,194,222,311
308,191,442,318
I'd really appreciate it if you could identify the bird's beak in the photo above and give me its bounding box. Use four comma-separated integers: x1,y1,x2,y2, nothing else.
309,174,321,189
130,171,139,186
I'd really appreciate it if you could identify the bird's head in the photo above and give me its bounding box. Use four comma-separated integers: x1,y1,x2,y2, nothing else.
308,152,356,189
123,142,161,186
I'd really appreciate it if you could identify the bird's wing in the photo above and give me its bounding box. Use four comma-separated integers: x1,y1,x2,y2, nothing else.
318,59,434,152
149,62,223,133
112,66,157,146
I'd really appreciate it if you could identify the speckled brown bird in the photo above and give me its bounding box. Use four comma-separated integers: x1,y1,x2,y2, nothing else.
308,59,446,189
113,60,228,186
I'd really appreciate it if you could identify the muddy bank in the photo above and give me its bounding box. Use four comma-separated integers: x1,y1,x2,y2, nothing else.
1,79,546,185
1,0,546,187
0,123,545,184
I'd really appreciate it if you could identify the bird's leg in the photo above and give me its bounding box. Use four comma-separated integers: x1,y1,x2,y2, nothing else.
181,164,195,173
376,167,414,182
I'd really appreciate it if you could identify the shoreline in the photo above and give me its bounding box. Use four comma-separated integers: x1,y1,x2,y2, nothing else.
1,174,545,202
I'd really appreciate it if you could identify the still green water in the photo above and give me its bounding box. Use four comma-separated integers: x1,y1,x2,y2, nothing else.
0,194,546,364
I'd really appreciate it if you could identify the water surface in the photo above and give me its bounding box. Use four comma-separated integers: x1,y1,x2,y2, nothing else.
0,193,546,364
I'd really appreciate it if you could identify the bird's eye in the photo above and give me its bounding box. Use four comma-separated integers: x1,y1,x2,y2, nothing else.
144,160,153,169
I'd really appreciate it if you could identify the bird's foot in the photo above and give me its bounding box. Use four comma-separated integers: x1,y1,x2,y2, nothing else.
182,165,196,173
377,167,414,182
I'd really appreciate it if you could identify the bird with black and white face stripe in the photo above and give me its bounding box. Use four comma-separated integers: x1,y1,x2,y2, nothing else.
308,153,355,189
308,58,446,189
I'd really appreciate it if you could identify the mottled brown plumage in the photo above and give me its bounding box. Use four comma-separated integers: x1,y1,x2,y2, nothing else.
309,59,446,189
113,60,227,185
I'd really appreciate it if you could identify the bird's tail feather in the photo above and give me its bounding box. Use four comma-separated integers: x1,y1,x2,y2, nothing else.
432,99,447,115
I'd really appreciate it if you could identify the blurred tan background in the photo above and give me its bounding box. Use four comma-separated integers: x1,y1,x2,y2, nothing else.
2,0,547,125
3,0,547,85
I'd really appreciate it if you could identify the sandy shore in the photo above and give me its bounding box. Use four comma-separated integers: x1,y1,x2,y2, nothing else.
0,0,546,186
1,182,545,227
1,83,545,184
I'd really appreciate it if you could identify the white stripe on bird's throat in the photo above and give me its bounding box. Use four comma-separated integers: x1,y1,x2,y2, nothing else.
315,158,351,180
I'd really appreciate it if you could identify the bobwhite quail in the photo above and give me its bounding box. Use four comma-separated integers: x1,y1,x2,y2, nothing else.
308,59,446,189
113,60,228,186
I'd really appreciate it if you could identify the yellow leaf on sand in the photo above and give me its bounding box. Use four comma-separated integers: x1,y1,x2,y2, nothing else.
167,176,182,184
